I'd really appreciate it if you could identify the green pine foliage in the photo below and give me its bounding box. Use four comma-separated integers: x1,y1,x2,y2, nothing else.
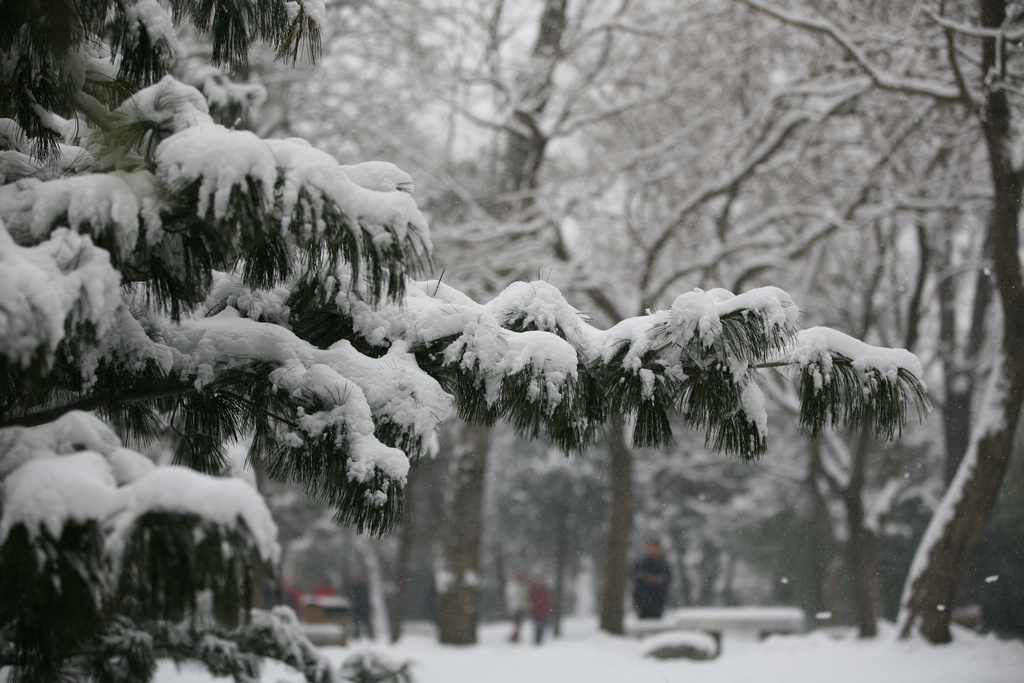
0,1,931,681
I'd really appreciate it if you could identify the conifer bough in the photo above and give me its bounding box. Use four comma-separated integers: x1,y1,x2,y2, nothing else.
0,0,929,680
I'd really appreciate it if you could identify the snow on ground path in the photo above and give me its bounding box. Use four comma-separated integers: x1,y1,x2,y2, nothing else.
154,618,1024,683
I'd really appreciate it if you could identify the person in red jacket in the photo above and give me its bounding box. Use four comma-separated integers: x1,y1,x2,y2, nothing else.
528,572,553,645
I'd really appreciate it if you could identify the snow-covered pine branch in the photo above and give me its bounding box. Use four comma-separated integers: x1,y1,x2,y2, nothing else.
788,326,930,441
314,277,929,459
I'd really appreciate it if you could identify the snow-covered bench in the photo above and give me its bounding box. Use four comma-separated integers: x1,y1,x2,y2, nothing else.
300,595,351,646
627,606,806,653
301,621,347,646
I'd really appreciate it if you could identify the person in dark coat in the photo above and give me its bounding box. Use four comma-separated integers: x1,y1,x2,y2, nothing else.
632,539,671,619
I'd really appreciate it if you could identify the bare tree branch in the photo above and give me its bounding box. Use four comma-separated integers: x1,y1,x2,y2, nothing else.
736,0,961,101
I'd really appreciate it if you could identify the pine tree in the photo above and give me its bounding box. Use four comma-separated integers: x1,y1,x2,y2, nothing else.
0,0,930,680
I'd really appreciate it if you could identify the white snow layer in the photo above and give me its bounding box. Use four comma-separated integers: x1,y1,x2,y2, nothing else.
0,173,140,250
153,618,1024,683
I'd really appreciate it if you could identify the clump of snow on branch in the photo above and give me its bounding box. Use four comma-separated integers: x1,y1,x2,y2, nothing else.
164,309,314,388
187,66,266,114
345,279,582,411
0,452,120,546
270,360,410,489
0,224,121,371
0,173,140,250
205,271,292,323
487,280,590,335
322,339,454,449
662,289,723,349
117,76,213,134
741,381,768,438
285,0,327,28
789,326,925,389
121,0,181,54
340,160,415,194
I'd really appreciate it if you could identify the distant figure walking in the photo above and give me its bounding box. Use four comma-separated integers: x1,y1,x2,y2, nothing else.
347,574,374,639
505,571,528,642
632,539,671,619
528,573,553,644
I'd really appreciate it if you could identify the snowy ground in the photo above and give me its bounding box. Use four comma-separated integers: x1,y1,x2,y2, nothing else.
155,618,1024,683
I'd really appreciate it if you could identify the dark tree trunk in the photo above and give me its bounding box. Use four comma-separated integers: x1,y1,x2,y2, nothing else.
500,0,566,210
598,416,634,634
806,438,841,626
387,471,418,643
842,434,882,638
697,541,722,605
937,223,992,485
721,553,738,606
437,422,491,644
669,532,693,607
552,482,572,637
846,505,881,638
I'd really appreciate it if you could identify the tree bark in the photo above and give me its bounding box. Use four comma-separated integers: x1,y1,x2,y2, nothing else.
500,0,566,211
669,532,693,607
805,438,841,626
552,481,571,637
842,434,882,638
900,0,1024,642
598,416,634,634
387,474,417,643
937,221,992,485
697,540,722,605
437,422,491,644
847,513,881,638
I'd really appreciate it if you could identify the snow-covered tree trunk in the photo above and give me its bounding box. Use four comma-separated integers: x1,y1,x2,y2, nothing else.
438,423,491,644
900,1,1024,640
899,356,1024,641
598,416,634,634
